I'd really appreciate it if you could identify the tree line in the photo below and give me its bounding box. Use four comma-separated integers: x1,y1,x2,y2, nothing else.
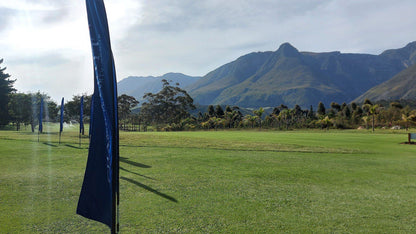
2,59,416,132
116,80,416,132
0,59,141,131
3,92,141,132
144,99,416,132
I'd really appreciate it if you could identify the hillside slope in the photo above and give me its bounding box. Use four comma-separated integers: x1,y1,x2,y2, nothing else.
118,73,201,102
354,63,416,102
186,42,416,108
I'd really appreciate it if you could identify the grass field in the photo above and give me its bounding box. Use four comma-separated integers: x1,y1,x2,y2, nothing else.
1,125,416,233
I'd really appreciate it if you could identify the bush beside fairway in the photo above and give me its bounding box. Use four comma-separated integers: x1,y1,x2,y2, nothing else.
1,127,416,232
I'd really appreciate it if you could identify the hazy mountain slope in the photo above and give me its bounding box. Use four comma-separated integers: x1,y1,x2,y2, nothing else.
380,41,416,67
187,42,416,108
354,63,416,102
211,43,343,107
118,73,201,102
186,51,273,103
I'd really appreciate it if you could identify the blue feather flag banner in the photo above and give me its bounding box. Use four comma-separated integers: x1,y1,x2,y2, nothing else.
80,96,84,134
39,97,43,133
60,97,64,133
77,0,119,230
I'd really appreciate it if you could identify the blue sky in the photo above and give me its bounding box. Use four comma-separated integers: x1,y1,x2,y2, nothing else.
1,0,416,101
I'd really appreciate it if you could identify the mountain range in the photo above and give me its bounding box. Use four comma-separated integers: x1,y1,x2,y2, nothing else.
117,72,201,103
118,41,416,108
187,42,416,108
354,63,416,102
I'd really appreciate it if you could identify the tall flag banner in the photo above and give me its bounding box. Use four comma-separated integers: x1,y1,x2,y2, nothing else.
77,0,119,232
38,97,43,142
39,97,43,133
60,97,64,133
80,96,84,135
59,97,64,144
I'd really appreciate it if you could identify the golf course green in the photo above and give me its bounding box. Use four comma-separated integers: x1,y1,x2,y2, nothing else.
1,126,416,232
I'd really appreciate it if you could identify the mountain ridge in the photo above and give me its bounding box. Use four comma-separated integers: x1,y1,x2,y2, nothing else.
118,73,201,102
118,42,416,108
354,63,416,102
187,41,416,107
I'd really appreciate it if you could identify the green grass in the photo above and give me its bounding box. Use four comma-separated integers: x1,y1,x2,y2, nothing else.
1,125,416,232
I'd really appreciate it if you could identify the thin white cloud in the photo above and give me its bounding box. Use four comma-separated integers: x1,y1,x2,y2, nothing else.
1,0,142,100
1,0,416,102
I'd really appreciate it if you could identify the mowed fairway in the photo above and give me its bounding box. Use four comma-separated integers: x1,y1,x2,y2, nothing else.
1,127,416,233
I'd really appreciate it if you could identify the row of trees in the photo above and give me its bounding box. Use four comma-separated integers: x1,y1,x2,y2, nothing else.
1,59,142,131
5,92,141,132
144,100,416,132
119,80,416,132
0,59,15,125
8,92,58,131
6,88,416,133
2,58,416,132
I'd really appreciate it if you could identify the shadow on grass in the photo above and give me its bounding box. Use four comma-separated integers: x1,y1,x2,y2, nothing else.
121,176,178,203
18,131,58,136
120,166,155,180
120,156,151,168
43,142,58,147
65,144,83,149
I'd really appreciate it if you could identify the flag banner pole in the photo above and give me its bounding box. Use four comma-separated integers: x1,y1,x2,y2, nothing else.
80,96,84,135
77,0,119,232
60,97,64,144
38,97,43,142
79,96,84,148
